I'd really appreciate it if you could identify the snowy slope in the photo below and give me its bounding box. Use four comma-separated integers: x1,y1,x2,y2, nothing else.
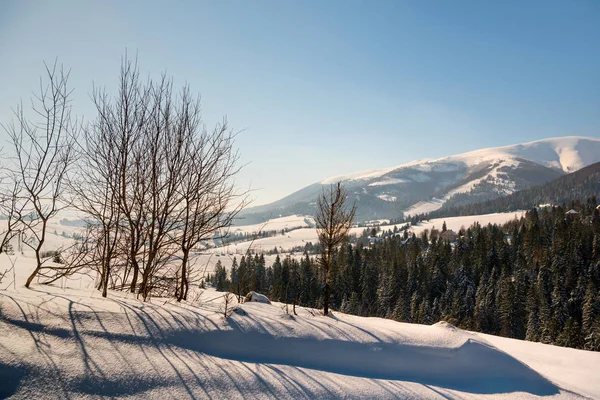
382,211,528,237
323,136,600,184
240,136,600,223
195,211,528,277
1,277,599,399
229,215,314,235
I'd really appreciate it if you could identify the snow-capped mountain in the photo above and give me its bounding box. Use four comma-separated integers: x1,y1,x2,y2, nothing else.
239,136,600,223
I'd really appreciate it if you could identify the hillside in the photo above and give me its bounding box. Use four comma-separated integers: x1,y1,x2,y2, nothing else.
416,160,600,220
1,281,598,399
239,136,600,224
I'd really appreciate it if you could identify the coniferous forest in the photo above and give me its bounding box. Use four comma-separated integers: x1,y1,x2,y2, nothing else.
210,198,600,351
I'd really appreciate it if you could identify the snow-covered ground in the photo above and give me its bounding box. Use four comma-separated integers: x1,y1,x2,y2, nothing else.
229,215,314,235
0,211,527,283
405,211,527,236
404,197,449,217
208,211,527,262
403,159,519,217
192,253,302,276
1,269,598,399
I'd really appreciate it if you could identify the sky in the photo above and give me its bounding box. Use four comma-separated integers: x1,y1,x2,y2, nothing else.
1,0,599,206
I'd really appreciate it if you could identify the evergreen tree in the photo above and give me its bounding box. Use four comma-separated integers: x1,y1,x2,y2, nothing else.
213,260,229,291
271,255,283,301
230,257,239,297
262,199,600,351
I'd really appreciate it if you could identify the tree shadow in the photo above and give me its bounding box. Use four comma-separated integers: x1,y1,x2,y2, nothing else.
0,292,572,399
165,328,561,396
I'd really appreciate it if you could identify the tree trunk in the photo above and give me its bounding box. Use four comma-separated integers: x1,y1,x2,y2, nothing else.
102,262,110,298
177,250,189,302
323,279,330,315
130,262,139,293
24,266,40,288
128,232,140,293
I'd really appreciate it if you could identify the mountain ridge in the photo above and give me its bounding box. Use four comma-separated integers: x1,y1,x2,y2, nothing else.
413,160,600,220
238,136,600,224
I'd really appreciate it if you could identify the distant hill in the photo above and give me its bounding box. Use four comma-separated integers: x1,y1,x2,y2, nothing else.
238,136,600,224
414,160,600,220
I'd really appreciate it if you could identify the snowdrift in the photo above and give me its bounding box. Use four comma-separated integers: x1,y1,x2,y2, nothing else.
1,283,597,399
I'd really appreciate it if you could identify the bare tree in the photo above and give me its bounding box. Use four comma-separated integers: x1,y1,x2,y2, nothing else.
315,182,356,316
221,292,237,318
136,75,188,301
72,54,246,301
0,176,25,255
4,60,77,288
71,116,123,297
70,55,150,297
174,115,247,302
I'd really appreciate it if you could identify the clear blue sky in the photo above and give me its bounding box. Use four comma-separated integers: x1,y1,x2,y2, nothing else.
1,0,599,206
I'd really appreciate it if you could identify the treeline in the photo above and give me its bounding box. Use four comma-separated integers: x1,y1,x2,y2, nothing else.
210,253,321,312
220,226,307,247
211,199,600,351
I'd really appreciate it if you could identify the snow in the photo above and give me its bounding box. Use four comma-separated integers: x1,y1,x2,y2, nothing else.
244,291,271,304
403,158,522,216
404,198,448,217
435,136,600,174
1,269,597,399
377,194,397,202
0,218,80,255
319,136,600,189
368,178,407,186
477,333,600,400
376,211,526,238
405,211,527,236
230,215,314,235
320,167,398,184
207,212,529,264
214,227,319,254
2,208,594,399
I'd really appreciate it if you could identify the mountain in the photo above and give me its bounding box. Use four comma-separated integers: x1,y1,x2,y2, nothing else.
238,136,600,224
415,160,600,220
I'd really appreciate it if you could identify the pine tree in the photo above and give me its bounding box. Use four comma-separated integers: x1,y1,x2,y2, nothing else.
537,267,553,344
271,255,283,301
582,282,598,336
410,291,420,323
497,276,513,337
360,259,378,316
526,280,541,342
392,289,408,322
214,260,228,291
556,318,583,348
230,257,239,298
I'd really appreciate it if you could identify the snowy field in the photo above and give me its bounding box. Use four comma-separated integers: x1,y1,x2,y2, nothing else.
404,211,527,236
209,211,527,258
229,215,314,235
1,254,599,399
1,284,598,398
0,210,527,281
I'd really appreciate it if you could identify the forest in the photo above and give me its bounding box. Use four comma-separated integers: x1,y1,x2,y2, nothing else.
210,198,600,351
